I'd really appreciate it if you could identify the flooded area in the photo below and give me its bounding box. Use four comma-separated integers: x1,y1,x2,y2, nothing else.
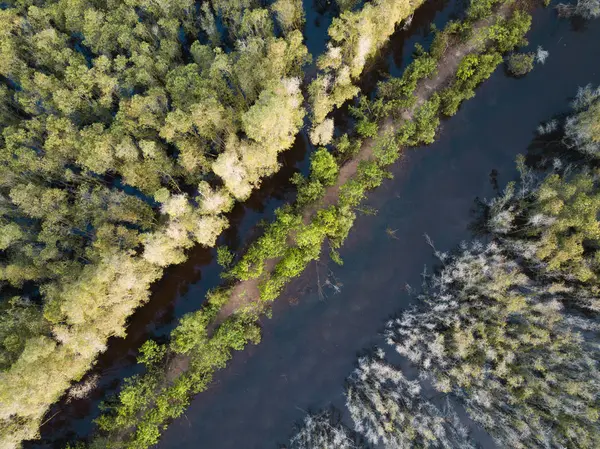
156,8,600,449
28,1,461,445
27,3,600,449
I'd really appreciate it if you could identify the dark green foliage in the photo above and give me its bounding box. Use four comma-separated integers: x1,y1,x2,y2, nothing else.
395,121,417,146
216,246,234,269
372,132,401,167
95,310,262,449
506,52,535,76
334,134,363,159
292,148,339,207
170,311,212,356
440,52,503,116
294,175,326,206
429,25,452,60
227,205,303,280
466,0,505,20
349,96,381,136
274,247,313,279
489,10,532,53
357,161,393,189
437,9,531,117
137,341,166,368
95,372,162,435
310,148,339,186
411,95,442,144
376,50,438,115
355,120,380,138
339,179,369,209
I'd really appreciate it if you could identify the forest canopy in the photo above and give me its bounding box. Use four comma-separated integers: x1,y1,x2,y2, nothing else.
3,0,594,447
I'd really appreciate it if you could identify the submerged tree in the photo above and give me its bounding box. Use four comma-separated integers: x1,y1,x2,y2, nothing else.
385,236,600,448
506,52,535,76
382,84,600,447
557,0,600,19
286,84,600,449
564,84,600,156
346,350,474,449
286,411,356,449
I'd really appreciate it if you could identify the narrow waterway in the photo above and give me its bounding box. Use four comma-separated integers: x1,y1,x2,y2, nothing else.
155,8,600,449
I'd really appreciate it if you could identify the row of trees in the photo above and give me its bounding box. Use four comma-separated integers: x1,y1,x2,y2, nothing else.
286,85,600,448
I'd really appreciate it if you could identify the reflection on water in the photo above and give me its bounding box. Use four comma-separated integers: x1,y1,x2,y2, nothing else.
155,9,600,449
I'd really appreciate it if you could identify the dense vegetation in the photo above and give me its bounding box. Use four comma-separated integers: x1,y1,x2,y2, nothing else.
0,0,430,446
557,0,600,18
286,86,600,448
308,0,426,138
3,0,592,447
71,0,541,447
0,2,289,448
0,0,313,444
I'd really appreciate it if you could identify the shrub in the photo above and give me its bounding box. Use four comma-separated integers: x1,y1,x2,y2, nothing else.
488,11,532,53
334,134,362,158
441,52,503,116
259,276,288,302
170,310,210,355
275,247,313,279
212,314,261,351
506,52,535,76
355,119,379,138
357,160,393,190
339,179,367,209
137,341,166,367
377,51,437,115
411,95,441,144
227,206,302,280
296,177,326,206
310,148,340,186
373,131,401,166
216,246,234,268
466,0,504,21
